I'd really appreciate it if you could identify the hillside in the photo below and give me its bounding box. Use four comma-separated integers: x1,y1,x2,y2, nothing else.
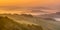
0,16,43,30
0,14,60,30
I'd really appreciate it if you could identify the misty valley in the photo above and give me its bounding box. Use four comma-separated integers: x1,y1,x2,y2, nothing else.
0,0,60,30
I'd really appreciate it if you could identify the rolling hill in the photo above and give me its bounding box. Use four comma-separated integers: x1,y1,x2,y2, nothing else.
0,16,43,30
38,12,60,18
0,14,60,30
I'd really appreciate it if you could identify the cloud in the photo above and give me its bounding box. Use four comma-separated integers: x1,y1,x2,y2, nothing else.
0,0,60,15
0,5,59,14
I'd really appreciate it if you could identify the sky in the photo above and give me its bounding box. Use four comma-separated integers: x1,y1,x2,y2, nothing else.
0,0,60,15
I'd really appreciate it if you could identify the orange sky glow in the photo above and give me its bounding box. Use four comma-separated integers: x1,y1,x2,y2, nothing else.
0,0,60,15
